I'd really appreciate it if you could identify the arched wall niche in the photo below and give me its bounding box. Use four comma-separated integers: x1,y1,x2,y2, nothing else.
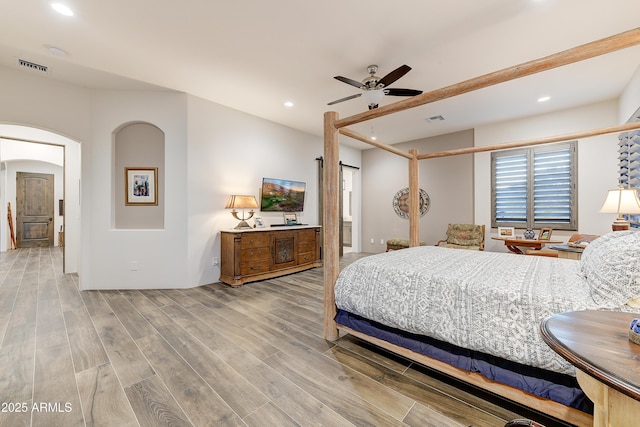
113,122,165,229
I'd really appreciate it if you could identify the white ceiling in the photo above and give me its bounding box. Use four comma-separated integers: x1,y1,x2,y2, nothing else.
1,0,639,148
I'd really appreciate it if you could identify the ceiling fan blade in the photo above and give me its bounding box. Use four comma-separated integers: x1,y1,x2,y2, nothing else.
377,65,411,88
334,76,364,88
327,93,362,106
385,88,423,97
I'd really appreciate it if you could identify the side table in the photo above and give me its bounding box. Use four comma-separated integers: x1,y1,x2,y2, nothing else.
541,310,640,427
492,237,561,255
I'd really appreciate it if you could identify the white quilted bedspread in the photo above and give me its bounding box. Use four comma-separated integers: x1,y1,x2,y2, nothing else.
335,246,632,375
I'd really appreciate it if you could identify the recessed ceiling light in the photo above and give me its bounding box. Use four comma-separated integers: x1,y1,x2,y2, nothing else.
538,96,551,103
370,136,377,141
46,45,67,56
284,101,294,108
51,3,74,16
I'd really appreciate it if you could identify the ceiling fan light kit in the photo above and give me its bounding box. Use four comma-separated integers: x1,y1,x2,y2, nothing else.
362,89,385,109
328,64,423,109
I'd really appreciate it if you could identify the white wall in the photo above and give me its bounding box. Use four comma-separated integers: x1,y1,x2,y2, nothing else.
474,100,621,252
361,129,474,253
85,90,189,289
0,63,362,289
188,95,329,285
620,64,640,122
1,138,64,165
0,67,92,139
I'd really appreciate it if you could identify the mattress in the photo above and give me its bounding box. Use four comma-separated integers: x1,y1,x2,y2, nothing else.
334,243,637,376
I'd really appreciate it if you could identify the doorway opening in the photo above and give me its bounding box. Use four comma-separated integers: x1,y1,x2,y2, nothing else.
0,125,81,274
316,157,361,257
341,166,355,253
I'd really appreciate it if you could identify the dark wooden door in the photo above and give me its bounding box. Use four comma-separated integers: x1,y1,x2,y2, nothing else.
16,172,54,248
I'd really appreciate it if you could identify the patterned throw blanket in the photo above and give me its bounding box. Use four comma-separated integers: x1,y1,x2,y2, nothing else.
335,235,640,375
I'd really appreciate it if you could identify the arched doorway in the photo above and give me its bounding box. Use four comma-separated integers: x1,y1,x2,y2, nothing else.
0,124,81,273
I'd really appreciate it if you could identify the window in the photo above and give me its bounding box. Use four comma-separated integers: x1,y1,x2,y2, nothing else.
491,141,577,230
618,128,640,226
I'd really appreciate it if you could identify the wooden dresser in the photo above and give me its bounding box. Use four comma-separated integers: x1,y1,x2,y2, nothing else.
220,225,321,286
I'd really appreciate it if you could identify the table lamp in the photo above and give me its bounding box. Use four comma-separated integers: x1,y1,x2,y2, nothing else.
598,186,640,231
225,195,259,229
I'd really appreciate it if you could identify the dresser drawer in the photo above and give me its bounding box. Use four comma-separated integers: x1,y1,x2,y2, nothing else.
297,229,316,242
298,251,316,265
298,241,316,254
241,233,270,248
241,259,270,275
241,246,270,261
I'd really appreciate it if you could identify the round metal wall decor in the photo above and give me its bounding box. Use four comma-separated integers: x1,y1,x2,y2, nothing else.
392,187,430,219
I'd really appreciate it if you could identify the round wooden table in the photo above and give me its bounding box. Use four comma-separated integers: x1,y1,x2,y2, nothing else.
492,237,561,254
540,310,640,427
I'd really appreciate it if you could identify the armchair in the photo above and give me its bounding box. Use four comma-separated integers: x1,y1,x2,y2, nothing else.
435,224,485,251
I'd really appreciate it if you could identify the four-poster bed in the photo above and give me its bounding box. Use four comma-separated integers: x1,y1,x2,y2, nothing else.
323,28,640,426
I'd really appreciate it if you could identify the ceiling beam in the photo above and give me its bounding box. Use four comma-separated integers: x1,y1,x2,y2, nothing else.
333,27,640,130
417,121,640,160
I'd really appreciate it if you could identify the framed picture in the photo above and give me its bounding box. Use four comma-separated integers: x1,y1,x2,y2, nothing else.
125,167,158,206
283,213,298,225
497,227,515,238
539,227,553,240
254,216,265,228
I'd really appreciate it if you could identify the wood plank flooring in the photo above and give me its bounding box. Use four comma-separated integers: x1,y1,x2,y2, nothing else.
0,247,557,426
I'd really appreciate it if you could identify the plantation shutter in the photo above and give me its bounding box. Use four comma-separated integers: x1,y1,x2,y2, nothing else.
492,141,576,229
493,151,528,225
618,127,640,225
619,132,640,188
533,146,574,226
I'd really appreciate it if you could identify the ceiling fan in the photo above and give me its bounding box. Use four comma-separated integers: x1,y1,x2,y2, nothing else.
328,64,423,110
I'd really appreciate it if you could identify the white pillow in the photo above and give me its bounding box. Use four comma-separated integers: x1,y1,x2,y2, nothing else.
579,230,640,305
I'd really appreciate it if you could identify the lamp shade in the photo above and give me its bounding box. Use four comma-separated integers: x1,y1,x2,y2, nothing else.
598,187,640,214
362,89,385,107
225,195,258,210
599,186,640,231
225,195,258,229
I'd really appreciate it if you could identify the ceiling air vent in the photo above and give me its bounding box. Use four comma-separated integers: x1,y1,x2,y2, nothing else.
16,58,49,75
425,115,445,122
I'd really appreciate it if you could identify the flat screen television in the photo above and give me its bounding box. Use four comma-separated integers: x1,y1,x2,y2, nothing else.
260,178,306,212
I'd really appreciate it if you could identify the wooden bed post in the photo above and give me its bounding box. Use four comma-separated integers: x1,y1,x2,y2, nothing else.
320,29,640,426
323,111,340,341
408,149,420,247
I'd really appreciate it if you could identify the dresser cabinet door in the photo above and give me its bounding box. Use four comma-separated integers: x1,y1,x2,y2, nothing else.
272,233,296,268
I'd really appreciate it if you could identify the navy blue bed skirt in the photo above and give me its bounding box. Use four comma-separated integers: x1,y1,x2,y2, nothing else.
335,309,592,414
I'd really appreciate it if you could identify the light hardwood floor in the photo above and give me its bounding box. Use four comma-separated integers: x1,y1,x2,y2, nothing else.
0,248,562,426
